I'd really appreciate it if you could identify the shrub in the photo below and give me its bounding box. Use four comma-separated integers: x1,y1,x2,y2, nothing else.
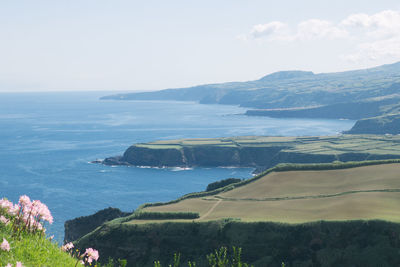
153,247,256,267
206,178,242,192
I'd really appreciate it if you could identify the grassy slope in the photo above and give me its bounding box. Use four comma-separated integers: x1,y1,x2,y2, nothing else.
137,163,400,224
0,227,78,267
346,113,400,134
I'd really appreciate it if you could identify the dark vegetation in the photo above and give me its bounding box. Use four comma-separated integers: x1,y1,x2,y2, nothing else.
75,219,400,267
153,247,255,267
206,178,242,192
129,211,199,220
64,207,130,243
99,212,201,225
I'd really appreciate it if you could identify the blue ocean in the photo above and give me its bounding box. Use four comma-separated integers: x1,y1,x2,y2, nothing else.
0,92,355,242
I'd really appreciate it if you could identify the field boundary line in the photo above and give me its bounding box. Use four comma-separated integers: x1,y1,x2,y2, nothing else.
217,188,400,202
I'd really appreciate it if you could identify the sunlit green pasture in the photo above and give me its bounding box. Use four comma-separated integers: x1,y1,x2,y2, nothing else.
133,163,400,224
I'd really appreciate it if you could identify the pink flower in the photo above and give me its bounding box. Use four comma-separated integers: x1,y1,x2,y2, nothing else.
36,222,43,231
84,248,99,263
8,204,20,216
31,200,53,224
16,262,24,267
61,242,74,252
0,198,13,211
0,215,9,225
1,238,10,251
5,264,12,267
0,198,19,216
19,195,31,209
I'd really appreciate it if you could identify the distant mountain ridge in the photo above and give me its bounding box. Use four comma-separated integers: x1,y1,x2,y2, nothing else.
102,62,400,133
258,70,315,81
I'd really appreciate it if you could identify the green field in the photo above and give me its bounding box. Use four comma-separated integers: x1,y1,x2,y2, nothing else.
133,163,400,224
132,135,400,156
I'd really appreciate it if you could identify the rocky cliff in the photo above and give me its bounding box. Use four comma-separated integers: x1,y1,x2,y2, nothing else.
102,135,400,171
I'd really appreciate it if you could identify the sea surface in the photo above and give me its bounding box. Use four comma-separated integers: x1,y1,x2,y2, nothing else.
0,92,355,242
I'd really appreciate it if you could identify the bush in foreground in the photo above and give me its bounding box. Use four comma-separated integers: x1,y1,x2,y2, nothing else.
154,247,257,267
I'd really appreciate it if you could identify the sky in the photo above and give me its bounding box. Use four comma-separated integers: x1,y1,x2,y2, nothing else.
1,0,400,92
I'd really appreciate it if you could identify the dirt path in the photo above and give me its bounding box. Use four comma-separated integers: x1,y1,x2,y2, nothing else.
200,199,222,220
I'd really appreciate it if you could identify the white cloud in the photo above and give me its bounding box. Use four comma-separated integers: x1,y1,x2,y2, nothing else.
341,13,372,28
246,9,400,63
249,19,347,41
341,10,400,63
342,10,400,39
250,21,288,39
342,10,400,29
296,19,348,40
342,37,400,63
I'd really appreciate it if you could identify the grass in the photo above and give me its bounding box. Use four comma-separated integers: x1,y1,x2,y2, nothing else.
133,163,400,224
0,226,78,267
133,135,400,156
0,196,104,267
135,144,182,149
220,163,400,198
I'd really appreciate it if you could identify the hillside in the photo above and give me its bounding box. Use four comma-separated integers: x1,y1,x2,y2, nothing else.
102,62,400,120
64,207,130,243
345,113,400,134
140,163,400,223
75,161,400,266
103,135,400,171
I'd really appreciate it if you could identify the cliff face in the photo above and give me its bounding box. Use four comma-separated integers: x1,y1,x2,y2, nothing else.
103,135,400,171
64,207,130,243
75,220,400,267
122,146,185,166
118,145,306,169
345,114,400,134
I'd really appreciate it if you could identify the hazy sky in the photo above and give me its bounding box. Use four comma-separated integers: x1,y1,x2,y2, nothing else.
1,0,400,92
